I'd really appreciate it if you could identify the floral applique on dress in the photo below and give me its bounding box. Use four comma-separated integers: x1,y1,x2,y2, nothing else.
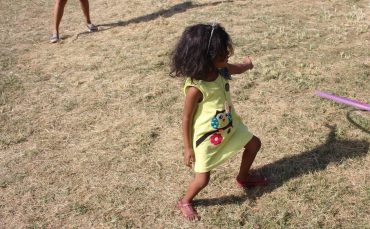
196,108,233,147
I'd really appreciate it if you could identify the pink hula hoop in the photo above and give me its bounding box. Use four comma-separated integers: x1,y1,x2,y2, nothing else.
316,91,370,111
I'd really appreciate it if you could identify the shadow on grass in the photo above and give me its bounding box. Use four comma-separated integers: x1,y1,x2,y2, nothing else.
75,0,233,39
194,125,369,206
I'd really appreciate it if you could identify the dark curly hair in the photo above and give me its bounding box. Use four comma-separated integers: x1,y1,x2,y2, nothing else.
170,23,234,80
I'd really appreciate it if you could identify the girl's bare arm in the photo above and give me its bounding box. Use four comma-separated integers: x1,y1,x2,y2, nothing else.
182,86,202,167
227,56,254,75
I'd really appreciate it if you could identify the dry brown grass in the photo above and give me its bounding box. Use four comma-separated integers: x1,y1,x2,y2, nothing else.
1,0,369,228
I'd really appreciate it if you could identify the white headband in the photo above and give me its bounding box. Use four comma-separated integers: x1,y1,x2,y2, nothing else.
207,23,216,54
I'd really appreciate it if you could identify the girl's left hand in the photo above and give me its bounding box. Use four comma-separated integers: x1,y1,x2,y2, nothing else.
242,56,253,70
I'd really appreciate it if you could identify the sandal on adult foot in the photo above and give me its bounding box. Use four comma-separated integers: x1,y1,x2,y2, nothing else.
87,23,98,32
236,173,267,188
50,34,60,43
177,200,200,221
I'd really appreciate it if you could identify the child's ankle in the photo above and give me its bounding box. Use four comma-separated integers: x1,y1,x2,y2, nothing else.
237,174,250,182
180,198,192,204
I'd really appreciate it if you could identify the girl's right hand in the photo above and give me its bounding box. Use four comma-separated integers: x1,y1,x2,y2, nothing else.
184,148,196,168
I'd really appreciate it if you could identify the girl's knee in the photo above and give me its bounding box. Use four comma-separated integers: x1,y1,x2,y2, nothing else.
195,172,210,188
253,136,261,150
245,135,261,151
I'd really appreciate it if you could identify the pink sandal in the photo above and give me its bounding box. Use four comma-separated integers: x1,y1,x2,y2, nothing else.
236,173,267,188
177,200,200,221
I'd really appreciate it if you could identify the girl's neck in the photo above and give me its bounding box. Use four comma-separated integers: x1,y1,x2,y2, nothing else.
204,70,218,82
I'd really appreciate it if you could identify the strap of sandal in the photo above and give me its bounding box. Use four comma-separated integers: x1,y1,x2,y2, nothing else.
179,202,192,207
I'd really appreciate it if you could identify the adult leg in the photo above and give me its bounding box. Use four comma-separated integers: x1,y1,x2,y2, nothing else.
178,172,210,220
79,0,97,32
79,0,91,24
52,0,68,36
237,136,262,182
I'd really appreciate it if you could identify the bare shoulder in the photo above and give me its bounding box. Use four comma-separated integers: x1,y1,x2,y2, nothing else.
185,86,203,103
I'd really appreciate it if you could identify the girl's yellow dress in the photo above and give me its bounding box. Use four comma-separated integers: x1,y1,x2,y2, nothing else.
184,73,253,173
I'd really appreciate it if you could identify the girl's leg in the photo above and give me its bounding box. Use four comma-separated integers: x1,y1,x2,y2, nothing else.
52,0,68,36
79,0,91,24
237,136,261,182
183,172,210,203
178,172,210,220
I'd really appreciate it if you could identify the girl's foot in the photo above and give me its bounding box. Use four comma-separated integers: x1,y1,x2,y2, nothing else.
177,199,200,221
236,173,267,188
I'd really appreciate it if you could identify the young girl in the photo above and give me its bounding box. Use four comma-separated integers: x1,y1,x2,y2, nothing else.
170,23,267,221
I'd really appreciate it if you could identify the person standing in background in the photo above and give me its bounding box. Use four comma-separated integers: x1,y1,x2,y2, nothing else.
50,0,98,43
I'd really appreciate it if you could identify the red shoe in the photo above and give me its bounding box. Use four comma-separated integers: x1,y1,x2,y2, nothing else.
236,173,267,188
